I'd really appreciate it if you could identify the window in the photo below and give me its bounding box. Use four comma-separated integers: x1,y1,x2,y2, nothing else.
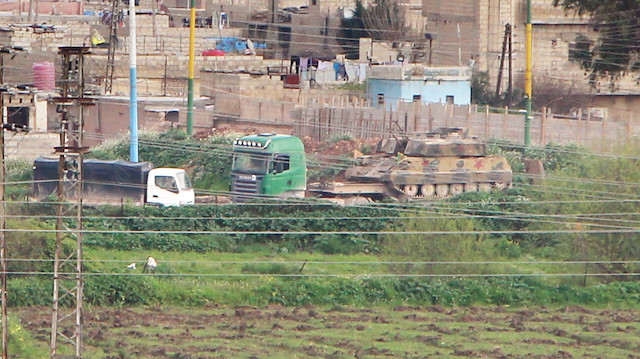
377,94,385,105
232,152,269,174
446,95,454,104
412,95,421,102
272,155,290,173
176,172,192,190
155,176,178,193
8,107,29,130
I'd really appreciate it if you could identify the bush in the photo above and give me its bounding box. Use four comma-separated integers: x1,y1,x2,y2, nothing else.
8,278,52,306
83,204,395,254
6,219,57,274
84,274,160,306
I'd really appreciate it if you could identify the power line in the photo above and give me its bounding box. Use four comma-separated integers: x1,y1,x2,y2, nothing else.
3,228,640,235
2,270,640,279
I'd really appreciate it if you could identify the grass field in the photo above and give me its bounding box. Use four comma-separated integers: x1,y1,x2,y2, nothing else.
11,304,640,358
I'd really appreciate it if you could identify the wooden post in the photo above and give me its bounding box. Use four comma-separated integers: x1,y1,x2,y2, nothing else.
444,103,449,128
428,103,433,132
503,106,508,137
576,109,582,145
383,106,387,133
484,105,490,139
627,112,632,144
328,108,333,140
466,105,471,129
452,104,457,127
540,107,547,145
314,108,319,141
359,109,364,138
586,108,591,145
601,109,607,149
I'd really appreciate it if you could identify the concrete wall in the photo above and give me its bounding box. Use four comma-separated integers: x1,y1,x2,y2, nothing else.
46,97,214,147
367,64,471,107
367,78,470,108
420,0,640,103
3,92,48,132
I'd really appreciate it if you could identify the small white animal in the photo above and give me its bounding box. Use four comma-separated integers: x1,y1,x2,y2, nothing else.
143,256,158,273
126,263,136,270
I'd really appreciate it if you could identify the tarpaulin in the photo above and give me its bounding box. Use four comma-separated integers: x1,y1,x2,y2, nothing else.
32,157,154,203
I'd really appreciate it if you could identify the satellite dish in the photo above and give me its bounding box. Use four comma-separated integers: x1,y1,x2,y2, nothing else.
246,38,256,55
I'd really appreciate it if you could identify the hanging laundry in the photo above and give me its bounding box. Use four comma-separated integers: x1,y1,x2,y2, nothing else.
333,62,340,80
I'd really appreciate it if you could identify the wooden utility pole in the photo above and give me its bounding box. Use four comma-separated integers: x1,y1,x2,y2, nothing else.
0,45,26,359
0,89,7,359
495,24,511,100
507,23,513,105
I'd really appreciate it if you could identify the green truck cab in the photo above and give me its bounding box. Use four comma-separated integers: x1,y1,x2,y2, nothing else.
231,133,307,200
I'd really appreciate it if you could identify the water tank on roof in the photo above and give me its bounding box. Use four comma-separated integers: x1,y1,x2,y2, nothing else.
32,62,56,91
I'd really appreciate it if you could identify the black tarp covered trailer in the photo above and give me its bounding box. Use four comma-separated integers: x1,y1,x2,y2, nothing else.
32,157,154,204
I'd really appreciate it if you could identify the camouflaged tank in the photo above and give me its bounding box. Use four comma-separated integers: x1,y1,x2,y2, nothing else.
344,128,512,199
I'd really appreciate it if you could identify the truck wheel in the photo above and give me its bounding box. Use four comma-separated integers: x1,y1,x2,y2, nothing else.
478,183,492,192
402,185,419,197
464,183,478,192
435,184,449,197
450,183,464,196
494,182,508,190
420,184,435,197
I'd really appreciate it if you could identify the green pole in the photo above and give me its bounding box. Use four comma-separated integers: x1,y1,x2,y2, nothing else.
524,0,532,146
187,0,196,136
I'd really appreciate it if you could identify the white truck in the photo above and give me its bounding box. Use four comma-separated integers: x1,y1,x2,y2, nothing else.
32,158,195,206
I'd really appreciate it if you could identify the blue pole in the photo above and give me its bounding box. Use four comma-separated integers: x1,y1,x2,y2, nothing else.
129,0,139,162
130,67,138,162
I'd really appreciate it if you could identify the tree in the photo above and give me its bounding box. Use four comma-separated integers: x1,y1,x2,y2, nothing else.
340,0,367,59
340,0,408,50
360,0,408,41
553,0,640,82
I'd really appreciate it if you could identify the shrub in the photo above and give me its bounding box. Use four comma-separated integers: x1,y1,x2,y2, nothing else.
84,274,160,306
6,219,57,274
8,278,52,306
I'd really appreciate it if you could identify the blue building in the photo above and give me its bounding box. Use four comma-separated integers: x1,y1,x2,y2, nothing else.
366,65,472,109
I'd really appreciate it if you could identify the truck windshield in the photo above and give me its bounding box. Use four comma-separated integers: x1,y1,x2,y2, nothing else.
232,152,269,174
176,172,192,190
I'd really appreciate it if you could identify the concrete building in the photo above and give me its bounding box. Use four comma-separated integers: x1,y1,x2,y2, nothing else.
421,0,640,116
367,65,471,109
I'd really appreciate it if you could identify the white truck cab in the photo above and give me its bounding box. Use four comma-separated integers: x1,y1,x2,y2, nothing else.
146,168,195,206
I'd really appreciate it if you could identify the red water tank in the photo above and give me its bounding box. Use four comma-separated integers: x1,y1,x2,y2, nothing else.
32,62,56,91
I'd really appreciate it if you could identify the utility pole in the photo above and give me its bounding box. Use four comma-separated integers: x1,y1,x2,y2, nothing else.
50,46,91,359
186,0,196,136
104,0,121,94
495,24,510,101
0,45,26,359
0,89,7,359
524,0,533,146
507,23,513,106
129,0,139,162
